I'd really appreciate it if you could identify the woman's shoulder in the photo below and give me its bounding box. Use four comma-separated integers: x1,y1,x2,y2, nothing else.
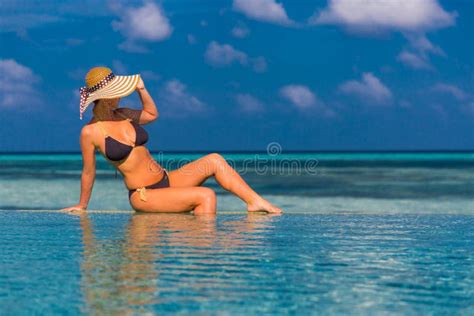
80,124,95,137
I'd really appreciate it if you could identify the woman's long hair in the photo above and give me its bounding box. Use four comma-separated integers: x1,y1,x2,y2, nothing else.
90,98,122,122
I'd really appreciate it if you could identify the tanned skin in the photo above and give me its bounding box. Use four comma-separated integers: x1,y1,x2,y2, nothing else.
62,78,282,215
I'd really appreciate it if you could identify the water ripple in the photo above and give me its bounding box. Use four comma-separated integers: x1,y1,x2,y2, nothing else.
0,212,473,314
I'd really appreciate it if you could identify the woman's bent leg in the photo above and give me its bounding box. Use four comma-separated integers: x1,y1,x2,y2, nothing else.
130,186,216,215
168,153,281,213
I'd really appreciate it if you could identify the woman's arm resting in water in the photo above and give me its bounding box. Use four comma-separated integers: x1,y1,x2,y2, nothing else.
62,127,96,211
136,77,158,124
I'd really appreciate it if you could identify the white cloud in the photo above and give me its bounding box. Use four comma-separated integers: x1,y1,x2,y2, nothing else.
252,56,267,73
397,34,445,70
68,67,86,81
112,59,128,74
204,41,267,73
0,13,63,34
65,38,84,46
158,79,206,117
0,59,42,108
399,100,411,108
397,51,432,70
405,34,445,56
236,93,264,113
111,2,173,52
231,24,250,38
280,85,317,109
58,0,113,17
205,41,248,67
310,0,456,32
339,73,392,105
232,0,293,26
280,84,335,116
140,70,161,81
463,102,474,115
431,83,469,101
187,34,197,44
0,0,102,34
310,0,456,71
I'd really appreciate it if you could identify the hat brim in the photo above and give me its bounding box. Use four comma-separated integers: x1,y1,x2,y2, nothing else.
85,74,140,106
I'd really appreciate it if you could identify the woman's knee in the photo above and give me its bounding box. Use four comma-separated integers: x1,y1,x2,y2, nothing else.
196,187,216,207
205,153,227,172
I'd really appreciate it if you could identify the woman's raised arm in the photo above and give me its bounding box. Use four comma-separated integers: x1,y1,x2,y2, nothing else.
62,126,96,211
136,77,158,124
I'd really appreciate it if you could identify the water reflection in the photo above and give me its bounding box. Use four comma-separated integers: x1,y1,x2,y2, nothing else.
77,212,279,314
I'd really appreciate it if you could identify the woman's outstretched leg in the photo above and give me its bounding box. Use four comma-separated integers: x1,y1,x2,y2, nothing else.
168,153,282,213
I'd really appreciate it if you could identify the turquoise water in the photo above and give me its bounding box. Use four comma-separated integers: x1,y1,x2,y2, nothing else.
1,212,473,314
0,152,473,314
0,152,473,213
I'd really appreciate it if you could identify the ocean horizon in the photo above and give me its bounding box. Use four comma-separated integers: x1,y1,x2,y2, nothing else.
1,151,473,213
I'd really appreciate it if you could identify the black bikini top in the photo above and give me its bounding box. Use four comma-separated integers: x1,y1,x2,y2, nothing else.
97,118,148,161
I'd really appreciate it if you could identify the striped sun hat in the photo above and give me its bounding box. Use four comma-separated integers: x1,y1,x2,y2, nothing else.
79,66,140,119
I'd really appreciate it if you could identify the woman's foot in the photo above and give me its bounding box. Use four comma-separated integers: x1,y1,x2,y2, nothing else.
247,198,283,214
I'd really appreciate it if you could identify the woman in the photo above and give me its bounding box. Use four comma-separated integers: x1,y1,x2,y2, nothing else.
63,67,281,214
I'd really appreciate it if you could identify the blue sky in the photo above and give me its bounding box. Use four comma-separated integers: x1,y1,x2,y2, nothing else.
0,0,473,152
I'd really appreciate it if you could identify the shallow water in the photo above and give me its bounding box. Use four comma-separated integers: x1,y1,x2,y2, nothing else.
0,211,473,314
0,152,473,213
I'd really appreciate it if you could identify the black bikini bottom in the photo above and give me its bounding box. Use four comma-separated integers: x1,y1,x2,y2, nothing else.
128,169,170,201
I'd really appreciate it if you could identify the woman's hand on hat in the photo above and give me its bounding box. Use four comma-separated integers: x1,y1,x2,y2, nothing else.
136,77,146,90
